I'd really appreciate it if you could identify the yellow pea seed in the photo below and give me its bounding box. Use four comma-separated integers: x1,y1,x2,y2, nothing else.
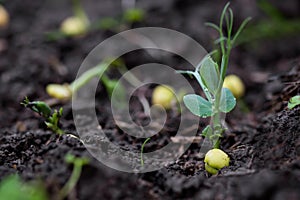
46,84,72,100
205,163,219,175
152,85,175,110
223,74,245,99
0,5,9,28
204,149,230,174
60,16,87,36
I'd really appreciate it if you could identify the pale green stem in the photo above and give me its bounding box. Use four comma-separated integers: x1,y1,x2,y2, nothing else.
58,163,82,200
140,138,150,166
70,63,110,92
72,0,90,25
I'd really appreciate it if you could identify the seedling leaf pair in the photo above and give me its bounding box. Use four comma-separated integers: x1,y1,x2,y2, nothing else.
183,88,235,117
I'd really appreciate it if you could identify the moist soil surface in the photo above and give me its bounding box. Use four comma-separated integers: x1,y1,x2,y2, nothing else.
0,0,300,199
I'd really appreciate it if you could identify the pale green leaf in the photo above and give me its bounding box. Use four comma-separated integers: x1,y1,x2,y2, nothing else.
219,88,236,113
288,95,300,109
183,94,213,118
199,57,219,95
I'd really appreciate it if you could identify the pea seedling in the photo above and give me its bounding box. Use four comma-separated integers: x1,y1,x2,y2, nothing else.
288,95,300,109
58,154,89,200
21,97,64,135
178,3,250,173
179,3,250,148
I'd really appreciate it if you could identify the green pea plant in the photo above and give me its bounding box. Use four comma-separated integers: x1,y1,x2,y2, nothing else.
288,95,300,109
21,97,64,135
177,3,251,174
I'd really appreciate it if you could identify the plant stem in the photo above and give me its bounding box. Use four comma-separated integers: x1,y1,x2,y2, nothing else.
211,87,222,148
58,162,82,200
70,62,110,92
210,3,233,147
72,0,90,25
140,138,150,166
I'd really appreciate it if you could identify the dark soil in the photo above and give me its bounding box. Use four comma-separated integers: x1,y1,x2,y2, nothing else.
0,0,300,200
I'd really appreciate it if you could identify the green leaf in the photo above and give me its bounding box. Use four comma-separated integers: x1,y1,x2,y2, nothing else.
199,57,219,94
29,101,52,118
205,22,220,32
288,95,300,109
0,175,48,200
183,94,213,118
219,88,236,113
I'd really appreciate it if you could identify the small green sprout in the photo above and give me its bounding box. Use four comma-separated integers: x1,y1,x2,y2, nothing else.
21,97,64,135
140,137,150,166
152,85,176,110
44,108,64,136
58,154,89,200
288,95,300,109
178,2,250,149
0,175,48,200
0,5,9,28
204,149,230,175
